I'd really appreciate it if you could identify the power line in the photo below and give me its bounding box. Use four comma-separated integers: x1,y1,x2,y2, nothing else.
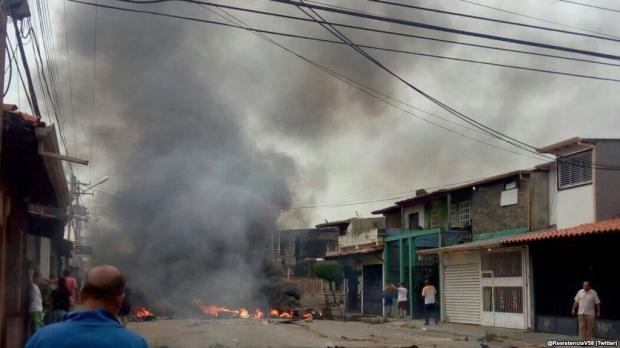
70,0,620,171
104,0,620,68
368,0,620,42
460,0,620,39
69,0,549,162
113,0,620,61
558,0,620,13
6,36,35,112
69,1,620,84
271,0,620,61
11,17,42,117
63,0,78,151
285,0,620,171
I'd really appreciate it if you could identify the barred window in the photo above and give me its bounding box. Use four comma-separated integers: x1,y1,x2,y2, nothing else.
483,286,523,313
450,201,471,227
481,251,522,278
558,150,592,189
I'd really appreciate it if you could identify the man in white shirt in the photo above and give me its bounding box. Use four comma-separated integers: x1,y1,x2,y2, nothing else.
421,280,438,325
397,283,408,321
29,272,44,333
571,281,601,340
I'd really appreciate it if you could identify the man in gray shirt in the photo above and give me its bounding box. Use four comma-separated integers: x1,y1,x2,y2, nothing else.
571,281,601,340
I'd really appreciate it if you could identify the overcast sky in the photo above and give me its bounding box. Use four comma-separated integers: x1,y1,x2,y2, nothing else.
10,0,619,230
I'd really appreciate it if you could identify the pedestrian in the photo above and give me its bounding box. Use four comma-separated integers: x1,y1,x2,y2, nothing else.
383,282,396,318
421,279,438,325
50,277,71,323
29,272,45,334
119,286,132,327
25,265,149,348
571,281,601,340
397,282,408,321
63,269,78,307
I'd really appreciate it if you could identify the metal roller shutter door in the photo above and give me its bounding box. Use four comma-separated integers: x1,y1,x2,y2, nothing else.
444,263,481,324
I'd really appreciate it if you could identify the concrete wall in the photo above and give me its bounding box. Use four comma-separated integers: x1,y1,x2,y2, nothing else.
402,204,425,229
529,171,550,230
338,228,381,249
594,140,620,221
555,184,594,228
472,176,528,235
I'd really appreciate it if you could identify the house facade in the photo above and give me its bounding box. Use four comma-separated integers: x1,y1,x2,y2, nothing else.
0,105,72,348
318,217,385,315
376,168,549,327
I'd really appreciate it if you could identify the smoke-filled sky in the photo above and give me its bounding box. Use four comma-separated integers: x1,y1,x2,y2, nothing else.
6,0,618,309
45,0,617,227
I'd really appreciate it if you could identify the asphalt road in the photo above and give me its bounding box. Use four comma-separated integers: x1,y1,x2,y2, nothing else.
128,318,546,348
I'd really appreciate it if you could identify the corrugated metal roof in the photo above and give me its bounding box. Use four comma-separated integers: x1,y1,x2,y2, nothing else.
502,219,620,245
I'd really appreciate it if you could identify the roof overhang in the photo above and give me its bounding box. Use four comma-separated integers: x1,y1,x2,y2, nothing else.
35,125,70,209
417,235,516,255
502,219,620,245
371,205,400,215
537,137,594,155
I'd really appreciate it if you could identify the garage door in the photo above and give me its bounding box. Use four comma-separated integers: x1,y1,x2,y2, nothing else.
444,261,481,324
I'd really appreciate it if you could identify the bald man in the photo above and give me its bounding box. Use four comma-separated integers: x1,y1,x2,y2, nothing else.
25,265,148,348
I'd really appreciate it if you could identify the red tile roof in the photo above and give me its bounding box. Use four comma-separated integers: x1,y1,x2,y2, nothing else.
3,103,40,125
502,219,620,245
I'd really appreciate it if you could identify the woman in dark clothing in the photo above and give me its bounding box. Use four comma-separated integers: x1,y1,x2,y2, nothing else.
118,286,131,327
50,277,71,323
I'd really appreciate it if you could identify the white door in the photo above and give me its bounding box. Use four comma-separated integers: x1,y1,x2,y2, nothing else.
443,252,481,325
480,249,526,329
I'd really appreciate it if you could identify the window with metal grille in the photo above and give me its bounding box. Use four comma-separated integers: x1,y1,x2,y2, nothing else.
481,251,522,277
450,201,471,227
557,150,592,189
459,201,471,225
483,287,523,313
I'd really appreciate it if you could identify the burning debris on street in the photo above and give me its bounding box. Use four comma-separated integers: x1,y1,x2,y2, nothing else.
192,299,322,322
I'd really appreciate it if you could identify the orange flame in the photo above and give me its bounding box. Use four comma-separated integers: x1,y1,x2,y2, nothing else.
253,309,264,319
279,311,292,319
135,307,154,318
269,309,279,317
303,313,312,319
239,308,250,319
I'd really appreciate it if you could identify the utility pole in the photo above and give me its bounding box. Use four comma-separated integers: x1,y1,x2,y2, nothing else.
67,175,108,273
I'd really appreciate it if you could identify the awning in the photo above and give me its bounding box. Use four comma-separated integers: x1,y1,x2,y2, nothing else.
324,245,383,259
417,235,517,255
502,218,620,245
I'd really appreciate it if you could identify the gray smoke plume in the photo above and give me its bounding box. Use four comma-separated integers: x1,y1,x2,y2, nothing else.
52,0,619,312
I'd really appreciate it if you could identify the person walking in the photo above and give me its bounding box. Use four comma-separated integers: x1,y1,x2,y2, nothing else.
29,272,45,334
50,277,71,323
571,281,601,340
382,282,396,319
25,265,149,348
397,282,408,321
421,279,438,325
63,269,78,307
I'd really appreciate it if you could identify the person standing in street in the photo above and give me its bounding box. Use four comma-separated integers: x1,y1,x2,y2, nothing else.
29,272,45,334
25,265,149,348
383,282,396,319
397,282,408,321
421,279,438,325
63,269,78,307
572,281,601,340
50,277,71,323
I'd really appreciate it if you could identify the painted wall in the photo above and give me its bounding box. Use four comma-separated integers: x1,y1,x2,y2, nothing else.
338,228,381,249
530,171,550,231
594,141,620,221
555,184,595,228
402,204,425,229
